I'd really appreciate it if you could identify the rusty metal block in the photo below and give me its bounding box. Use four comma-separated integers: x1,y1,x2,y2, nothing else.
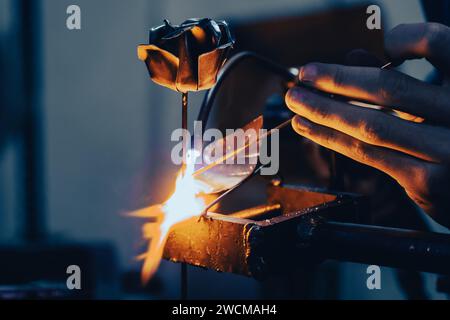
163,185,366,278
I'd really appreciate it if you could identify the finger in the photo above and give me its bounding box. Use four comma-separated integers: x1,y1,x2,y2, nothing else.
297,62,450,122
291,115,426,191
385,23,450,73
286,87,450,163
343,51,414,122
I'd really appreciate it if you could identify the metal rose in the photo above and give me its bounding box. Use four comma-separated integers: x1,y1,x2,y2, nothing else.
137,18,234,93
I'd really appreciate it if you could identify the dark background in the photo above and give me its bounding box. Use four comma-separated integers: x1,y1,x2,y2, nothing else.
0,0,448,299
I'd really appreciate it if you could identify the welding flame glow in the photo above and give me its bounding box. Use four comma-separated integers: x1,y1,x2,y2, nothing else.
132,150,208,283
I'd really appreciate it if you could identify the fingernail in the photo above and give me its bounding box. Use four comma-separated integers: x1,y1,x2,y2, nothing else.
286,88,306,110
291,88,304,100
299,64,318,83
293,116,311,131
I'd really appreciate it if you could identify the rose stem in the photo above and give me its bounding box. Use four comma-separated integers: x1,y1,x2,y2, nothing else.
181,91,189,300
181,92,188,173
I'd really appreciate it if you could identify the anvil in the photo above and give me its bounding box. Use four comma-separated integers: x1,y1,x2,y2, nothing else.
164,183,450,278
163,183,368,278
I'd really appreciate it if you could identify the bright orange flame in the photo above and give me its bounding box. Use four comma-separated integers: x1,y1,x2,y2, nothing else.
132,151,208,284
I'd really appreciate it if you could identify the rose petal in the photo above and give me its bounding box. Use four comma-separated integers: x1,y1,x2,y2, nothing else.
138,44,179,91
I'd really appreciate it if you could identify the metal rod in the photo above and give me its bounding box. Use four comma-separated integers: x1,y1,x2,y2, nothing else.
195,59,392,180
381,61,393,69
182,92,188,167
181,92,189,300
328,61,391,191
193,118,291,177
305,221,450,275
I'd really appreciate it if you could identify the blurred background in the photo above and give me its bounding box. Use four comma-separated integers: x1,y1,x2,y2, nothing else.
0,0,448,299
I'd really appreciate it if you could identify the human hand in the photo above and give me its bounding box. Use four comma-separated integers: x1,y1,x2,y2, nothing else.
285,23,450,228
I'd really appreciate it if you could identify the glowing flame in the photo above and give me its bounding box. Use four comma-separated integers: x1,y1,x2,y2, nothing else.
132,151,208,283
